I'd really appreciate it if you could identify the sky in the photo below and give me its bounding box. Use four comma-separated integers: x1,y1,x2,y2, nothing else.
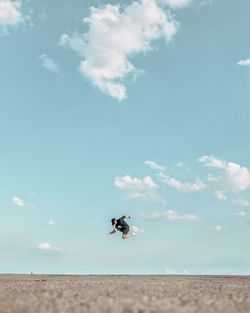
0,0,250,275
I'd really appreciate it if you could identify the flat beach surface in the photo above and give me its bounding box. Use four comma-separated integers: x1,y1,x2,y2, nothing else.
0,275,249,313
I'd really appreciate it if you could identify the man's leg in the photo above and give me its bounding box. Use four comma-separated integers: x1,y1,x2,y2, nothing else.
122,232,136,239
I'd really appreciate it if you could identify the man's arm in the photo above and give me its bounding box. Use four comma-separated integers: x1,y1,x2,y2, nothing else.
121,215,131,219
106,225,117,236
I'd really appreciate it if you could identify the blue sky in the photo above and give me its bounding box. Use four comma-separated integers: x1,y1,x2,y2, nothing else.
0,0,250,275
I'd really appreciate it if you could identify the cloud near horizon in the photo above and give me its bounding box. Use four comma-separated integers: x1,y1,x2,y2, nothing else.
233,211,250,217
37,242,67,252
209,225,223,232
59,0,185,100
131,225,145,234
165,267,190,275
12,196,25,207
37,242,57,251
142,210,201,221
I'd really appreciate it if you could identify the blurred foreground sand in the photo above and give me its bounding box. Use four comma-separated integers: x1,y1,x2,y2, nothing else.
0,275,249,313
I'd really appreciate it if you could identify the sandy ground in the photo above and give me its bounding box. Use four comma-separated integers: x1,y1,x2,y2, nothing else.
0,275,249,313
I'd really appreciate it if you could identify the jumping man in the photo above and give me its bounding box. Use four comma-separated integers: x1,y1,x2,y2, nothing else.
106,215,135,239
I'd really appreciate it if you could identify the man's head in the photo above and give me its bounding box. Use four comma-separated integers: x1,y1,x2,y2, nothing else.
111,218,117,225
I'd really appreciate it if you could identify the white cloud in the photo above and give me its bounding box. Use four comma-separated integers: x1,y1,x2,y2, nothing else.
0,0,27,35
37,242,60,251
207,173,220,183
175,162,184,167
59,0,179,100
12,196,25,207
131,225,145,234
39,54,59,73
115,175,157,189
160,0,191,9
209,225,223,232
199,0,216,5
165,267,190,275
159,172,206,193
233,198,250,207
199,155,250,192
115,175,165,202
144,160,165,171
214,190,226,200
238,59,250,66
0,0,22,25
38,242,53,250
59,33,85,57
233,211,250,217
143,210,201,221
164,267,177,274
198,155,226,169
48,220,55,226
